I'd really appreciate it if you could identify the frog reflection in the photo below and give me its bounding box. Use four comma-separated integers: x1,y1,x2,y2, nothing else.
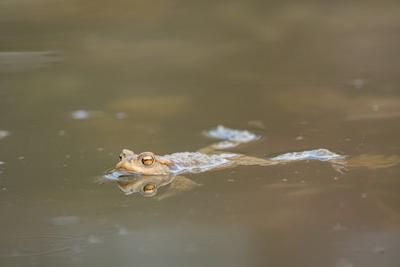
99,174,199,200
103,125,400,198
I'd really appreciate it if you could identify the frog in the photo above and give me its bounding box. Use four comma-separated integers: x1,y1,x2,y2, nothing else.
101,125,400,199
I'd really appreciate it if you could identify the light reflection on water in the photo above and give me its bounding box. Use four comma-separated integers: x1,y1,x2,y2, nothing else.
0,0,400,266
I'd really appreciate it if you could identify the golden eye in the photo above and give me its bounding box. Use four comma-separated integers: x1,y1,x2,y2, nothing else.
141,155,154,166
141,183,157,197
143,183,156,193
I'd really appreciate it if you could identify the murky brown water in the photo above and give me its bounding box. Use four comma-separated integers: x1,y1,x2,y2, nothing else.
1,1,400,266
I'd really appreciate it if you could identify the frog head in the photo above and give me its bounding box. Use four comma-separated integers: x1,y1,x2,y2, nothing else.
115,149,173,175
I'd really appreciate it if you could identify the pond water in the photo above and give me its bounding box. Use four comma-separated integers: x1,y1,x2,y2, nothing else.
1,1,400,266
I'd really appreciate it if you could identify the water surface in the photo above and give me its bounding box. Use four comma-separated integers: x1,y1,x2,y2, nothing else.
1,1,400,266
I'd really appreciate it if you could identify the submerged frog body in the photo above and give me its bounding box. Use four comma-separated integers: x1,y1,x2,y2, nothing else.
103,125,400,198
114,150,264,176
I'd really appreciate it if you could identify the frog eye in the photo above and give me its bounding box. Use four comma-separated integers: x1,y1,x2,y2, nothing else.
141,155,155,166
143,183,156,193
141,183,157,197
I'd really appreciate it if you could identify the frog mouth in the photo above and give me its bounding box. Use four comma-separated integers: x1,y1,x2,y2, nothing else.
104,169,143,180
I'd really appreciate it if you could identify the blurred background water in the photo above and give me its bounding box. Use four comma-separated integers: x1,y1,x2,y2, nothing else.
0,1,400,266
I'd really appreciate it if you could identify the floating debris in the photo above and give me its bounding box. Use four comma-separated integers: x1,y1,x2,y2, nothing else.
205,125,259,143
0,130,10,140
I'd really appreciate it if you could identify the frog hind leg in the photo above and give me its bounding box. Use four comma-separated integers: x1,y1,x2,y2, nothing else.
233,155,281,167
344,154,400,170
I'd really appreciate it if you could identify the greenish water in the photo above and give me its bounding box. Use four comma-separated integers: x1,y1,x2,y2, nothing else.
1,1,400,266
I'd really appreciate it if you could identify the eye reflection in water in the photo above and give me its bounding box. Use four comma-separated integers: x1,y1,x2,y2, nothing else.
98,173,199,200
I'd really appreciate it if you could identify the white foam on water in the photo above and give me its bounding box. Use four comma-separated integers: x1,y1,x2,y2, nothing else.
270,149,345,162
205,125,259,143
0,130,10,140
71,110,90,120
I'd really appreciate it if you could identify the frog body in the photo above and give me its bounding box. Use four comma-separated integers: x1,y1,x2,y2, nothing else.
102,125,399,198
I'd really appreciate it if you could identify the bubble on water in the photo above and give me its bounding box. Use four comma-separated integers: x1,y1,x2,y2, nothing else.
88,235,101,244
295,135,304,141
371,104,380,112
0,161,5,165
115,112,126,119
373,246,385,254
227,179,235,182
71,110,104,120
352,78,366,89
58,130,66,136
0,130,10,140
117,226,129,236
71,110,90,120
